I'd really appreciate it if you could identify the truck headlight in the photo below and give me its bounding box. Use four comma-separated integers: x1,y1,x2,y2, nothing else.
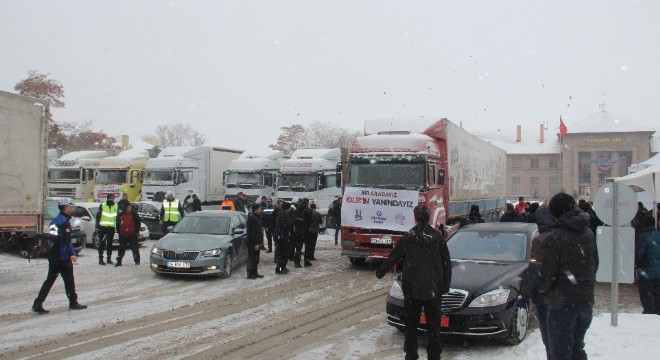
468,288,510,308
201,248,222,257
389,280,405,300
151,246,162,256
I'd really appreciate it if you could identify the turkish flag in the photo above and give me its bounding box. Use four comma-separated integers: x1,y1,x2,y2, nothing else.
559,116,568,137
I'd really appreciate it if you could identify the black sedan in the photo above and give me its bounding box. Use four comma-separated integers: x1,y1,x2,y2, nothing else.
149,210,248,277
385,222,538,345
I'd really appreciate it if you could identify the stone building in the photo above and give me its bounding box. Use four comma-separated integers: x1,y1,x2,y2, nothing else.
475,111,658,202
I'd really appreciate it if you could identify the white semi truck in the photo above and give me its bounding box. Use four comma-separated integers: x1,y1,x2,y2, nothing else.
277,148,342,227
223,151,285,205
142,146,243,204
48,150,111,200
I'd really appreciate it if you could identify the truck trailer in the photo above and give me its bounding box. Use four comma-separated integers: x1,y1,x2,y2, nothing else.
277,148,342,227
340,118,506,265
223,150,284,205
94,150,149,202
48,150,111,200
0,90,49,256
142,146,243,204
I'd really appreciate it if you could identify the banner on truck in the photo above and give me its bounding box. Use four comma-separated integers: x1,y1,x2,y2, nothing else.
94,185,121,202
341,186,418,232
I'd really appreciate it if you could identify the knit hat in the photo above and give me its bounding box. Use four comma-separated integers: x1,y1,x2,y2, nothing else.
549,192,576,219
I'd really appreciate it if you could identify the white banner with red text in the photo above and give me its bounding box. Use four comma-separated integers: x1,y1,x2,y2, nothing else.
341,186,419,232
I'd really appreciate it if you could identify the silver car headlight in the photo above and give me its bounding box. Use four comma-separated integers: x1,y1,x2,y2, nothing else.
201,248,222,257
389,280,405,300
151,246,162,256
468,288,510,308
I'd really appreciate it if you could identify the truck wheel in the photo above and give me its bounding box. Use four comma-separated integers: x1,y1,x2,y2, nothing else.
349,257,366,266
504,303,529,345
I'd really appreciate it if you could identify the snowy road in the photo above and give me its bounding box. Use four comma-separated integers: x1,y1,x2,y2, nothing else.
0,235,646,359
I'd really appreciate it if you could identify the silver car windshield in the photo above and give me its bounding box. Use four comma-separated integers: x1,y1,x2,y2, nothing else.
171,217,231,235
447,231,527,262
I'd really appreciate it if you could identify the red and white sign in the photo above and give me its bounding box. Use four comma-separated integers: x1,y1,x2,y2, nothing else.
341,186,418,232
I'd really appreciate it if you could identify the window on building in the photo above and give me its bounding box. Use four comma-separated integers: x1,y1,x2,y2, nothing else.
618,151,633,176
512,158,520,168
530,158,539,169
512,177,520,195
578,152,592,184
549,157,559,169
530,177,539,199
549,177,560,195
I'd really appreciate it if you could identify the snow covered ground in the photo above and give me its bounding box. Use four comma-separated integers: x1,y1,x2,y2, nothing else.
0,235,657,359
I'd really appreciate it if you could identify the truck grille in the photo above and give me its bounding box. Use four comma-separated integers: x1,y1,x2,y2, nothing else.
163,251,199,261
442,289,468,313
48,188,77,197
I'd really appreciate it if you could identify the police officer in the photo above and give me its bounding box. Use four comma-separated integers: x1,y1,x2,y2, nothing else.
160,190,184,234
308,203,323,261
247,204,264,279
293,198,313,268
96,193,118,265
376,205,452,360
275,202,293,274
32,198,87,314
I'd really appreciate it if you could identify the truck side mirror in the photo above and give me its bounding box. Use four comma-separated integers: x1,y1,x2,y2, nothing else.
335,163,342,188
438,168,445,186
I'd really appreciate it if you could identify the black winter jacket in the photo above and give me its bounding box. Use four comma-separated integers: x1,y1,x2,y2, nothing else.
293,204,312,236
519,205,555,304
377,224,452,300
247,213,263,248
538,209,596,306
276,210,294,241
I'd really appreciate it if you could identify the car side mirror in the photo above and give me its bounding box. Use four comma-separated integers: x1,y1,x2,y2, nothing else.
233,228,245,235
81,216,92,222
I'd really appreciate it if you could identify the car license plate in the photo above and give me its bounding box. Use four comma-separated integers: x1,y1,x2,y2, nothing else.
167,261,190,269
371,237,391,245
419,313,450,328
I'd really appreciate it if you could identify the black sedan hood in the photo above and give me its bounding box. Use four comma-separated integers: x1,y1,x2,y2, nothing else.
450,260,528,298
155,233,231,251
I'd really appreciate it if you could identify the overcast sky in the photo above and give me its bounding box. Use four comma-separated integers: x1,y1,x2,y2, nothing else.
1,0,659,153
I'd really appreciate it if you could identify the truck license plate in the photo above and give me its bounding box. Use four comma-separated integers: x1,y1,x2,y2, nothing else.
371,237,391,245
167,261,190,269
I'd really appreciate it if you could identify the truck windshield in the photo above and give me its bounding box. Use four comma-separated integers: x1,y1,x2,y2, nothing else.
144,170,176,185
96,170,128,185
348,162,425,190
48,169,80,182
278,173,317,192
225,172,263,189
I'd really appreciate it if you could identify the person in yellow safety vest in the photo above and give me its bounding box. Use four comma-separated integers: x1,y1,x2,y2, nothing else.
160,191,184,235
95,193,118,265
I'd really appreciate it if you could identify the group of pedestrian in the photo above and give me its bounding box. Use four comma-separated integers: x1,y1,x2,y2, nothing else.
96,192,143,266
500,196,541,223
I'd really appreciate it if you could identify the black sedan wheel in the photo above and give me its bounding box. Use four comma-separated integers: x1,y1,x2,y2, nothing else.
504,303,529,345
222,252,233,278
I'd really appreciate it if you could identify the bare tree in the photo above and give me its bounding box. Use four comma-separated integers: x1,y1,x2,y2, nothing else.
269,124,307,155
145,123,207,148
304,121,361,149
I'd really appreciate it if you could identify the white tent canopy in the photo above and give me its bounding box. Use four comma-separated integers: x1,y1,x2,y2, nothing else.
616,163,660,199
640,152,660,168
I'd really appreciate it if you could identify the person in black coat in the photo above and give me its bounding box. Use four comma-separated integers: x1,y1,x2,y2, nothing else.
518,204,556,359
275,202,294,274
465,204,485,225
375,205,452,360
308,203,323,261
499,203,519,222
190,194,202,212
293,198,313,267
538,193,597,360
246,204,264,279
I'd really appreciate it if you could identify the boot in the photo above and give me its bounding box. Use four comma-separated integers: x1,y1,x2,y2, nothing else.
294,263,302,268
106,258,114,265
69,302,88,310
115,260,122,267
99,258,106,266
304,261,313,267
32,302,49,314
